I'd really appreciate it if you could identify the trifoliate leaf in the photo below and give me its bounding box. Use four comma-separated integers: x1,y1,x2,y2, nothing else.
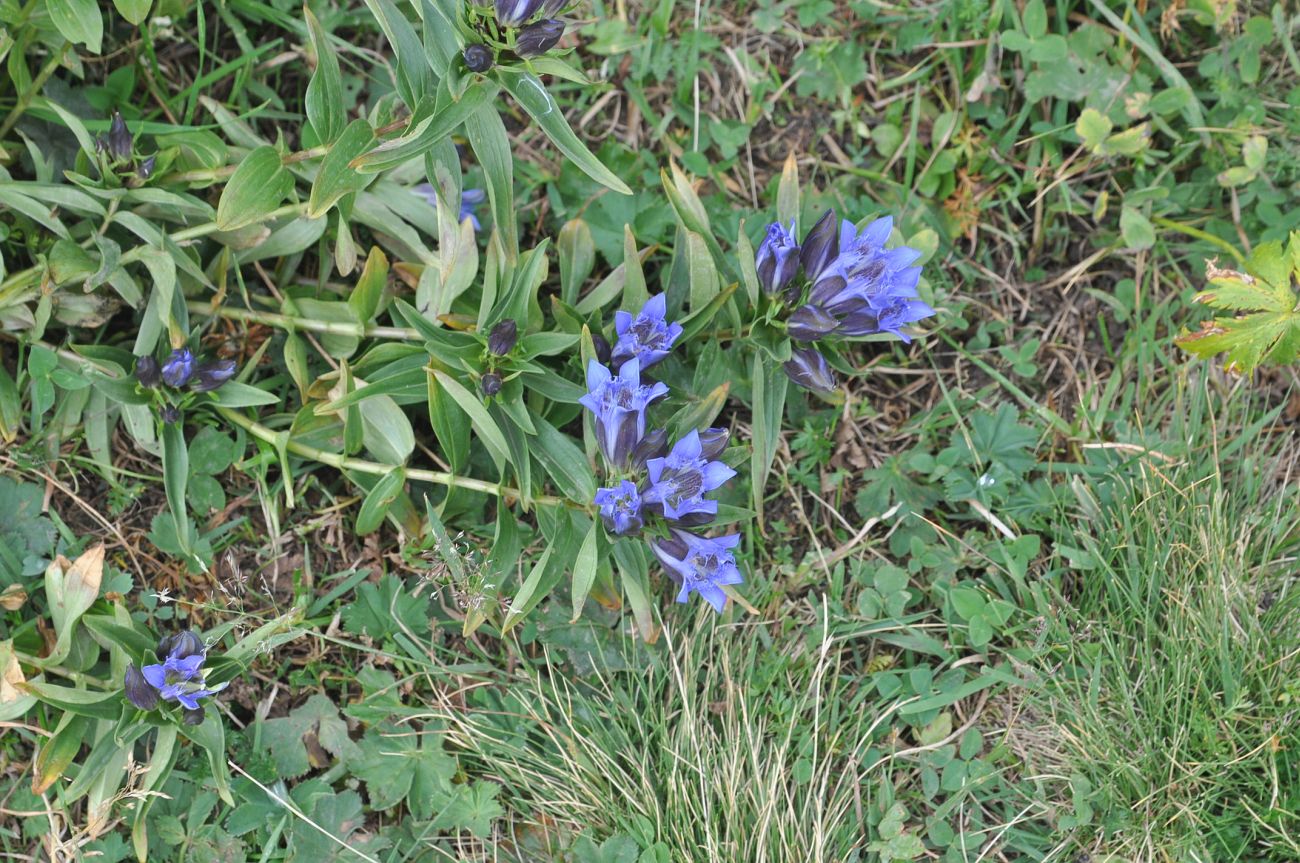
1177,234,1300,375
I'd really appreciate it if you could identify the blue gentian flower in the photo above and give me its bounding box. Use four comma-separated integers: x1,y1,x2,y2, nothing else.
515,18,565,56
138,629,227,715
411,184,487,232
459,188,486,231
799,209,840,284
580,359,668,467
642,429,736,522
786,304,838,343
810,216,923,315
495,0,543,27
160,348,195,388
755,220,800,297
192,359,237,392
594,480,644,535
783,346,836,392
651,529,744,614
612,294,683,368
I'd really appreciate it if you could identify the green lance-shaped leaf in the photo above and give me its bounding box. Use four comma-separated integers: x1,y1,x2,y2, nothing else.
502,544,554,634
356,467,405,535
569,519,600,622
48,0,103,52
559,218,595,306
304,6,346,144
776,150,800,232
350,81,495,174
431,369,511,469
216,146,293,231
493,68,632,195
620,226,648,313
749,351,788,528
307,119,376,217
33,713,91,794
349,246,389,324
464,104,520,262
160,421,191,554
132,724,179,863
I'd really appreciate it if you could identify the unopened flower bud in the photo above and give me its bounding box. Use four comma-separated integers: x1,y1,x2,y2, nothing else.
591,333,611,365
160,348,195,388
515,18,564,56
191,359,237,392
463,44,494,73
137,155,156,180
697,427,730,460
786,304,838,343
182,706,207,725
107,111,133,162
488,319,518,356
480,372,502,397
783,347,836,393
755,220,800,297
629,428,668,471
160,405,182,424
124,663,159,711
800,209,839,284
135,355,161,388
157,630,205,660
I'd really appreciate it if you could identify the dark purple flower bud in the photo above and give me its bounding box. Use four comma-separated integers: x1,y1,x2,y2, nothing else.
786,304,838,343
160,348,195,388
515,18,565,56
496,0,543,26
160,405,182,424
182,706,207,725
124,662,160,710
755,221,800,297
157,630,205,660
783,347,836,393
107,111,133,162
697,427,730,460
488,319,518,356
591,333,612,365
481,372,503,397
672,510,718,527
463,44,494,72
629,427,669,471
191,359,237,392
135,355,161,388
800,209,839,283
137,155,156,180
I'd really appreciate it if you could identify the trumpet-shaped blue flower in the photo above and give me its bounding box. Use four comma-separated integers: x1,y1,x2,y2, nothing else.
651,529,744,613
160,348,195,388
594,480,644,535
783,346,836,392
580,359,668,467
138,629,226,713
755,220,800,297
612,294,683,368
642,429,736,521
810,216,924,316
192,359,237,392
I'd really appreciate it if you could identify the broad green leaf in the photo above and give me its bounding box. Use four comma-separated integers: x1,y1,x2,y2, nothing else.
1119,206,1155,250
34,714,90,794
179,709,233,804
620,226,648,313
776,151,799,231
356,468,405,535
502,544,553,633
432,370,510,467
353,723,454,818
749,352,788,527
349,246,389,323
558,218,595,306
113,0,152,25
48,0,103,52
304,6,346,144
216,146,292,231
18,681,122,720
160,421,190,555
569,520,600,622
350,81,494,173
464,104,519,261
307,119,375,218
736,221,760,309
531,416,595,503
494,68,632,195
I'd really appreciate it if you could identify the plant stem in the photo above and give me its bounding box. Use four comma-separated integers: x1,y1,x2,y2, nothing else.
1152,217,1246,265
215,405,577,509
187,300,420,340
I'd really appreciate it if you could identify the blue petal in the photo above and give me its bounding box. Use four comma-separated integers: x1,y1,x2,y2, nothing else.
141,663,167,690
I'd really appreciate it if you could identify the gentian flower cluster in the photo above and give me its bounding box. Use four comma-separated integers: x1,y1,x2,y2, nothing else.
754,210,935,392
461,0,567,71
582,295,744,614
124,629,227,725
93,110,156,184
135,347,237,422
